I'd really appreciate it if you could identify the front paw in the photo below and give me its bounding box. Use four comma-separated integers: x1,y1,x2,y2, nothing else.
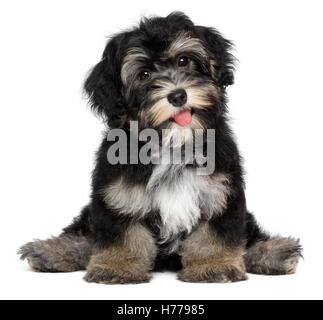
178,264,247,283
85,266,151,284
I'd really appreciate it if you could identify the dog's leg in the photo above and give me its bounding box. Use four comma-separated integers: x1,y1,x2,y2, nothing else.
84,223,157,284
19,234,92,272
178,222,247,283
245,237,302,275
244,212,302,275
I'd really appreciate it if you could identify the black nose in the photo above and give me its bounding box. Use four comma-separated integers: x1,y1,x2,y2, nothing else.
167,89,187,107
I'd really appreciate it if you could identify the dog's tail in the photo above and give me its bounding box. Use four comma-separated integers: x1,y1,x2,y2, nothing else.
244,212,302,275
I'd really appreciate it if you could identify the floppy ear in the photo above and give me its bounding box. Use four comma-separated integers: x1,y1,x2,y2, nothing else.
84,36,126,128
196,26,235,89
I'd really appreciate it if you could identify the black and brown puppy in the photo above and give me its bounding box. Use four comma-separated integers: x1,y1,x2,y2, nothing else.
19,12,302,284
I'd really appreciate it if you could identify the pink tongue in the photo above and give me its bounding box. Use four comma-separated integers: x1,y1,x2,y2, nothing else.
173,110,192,127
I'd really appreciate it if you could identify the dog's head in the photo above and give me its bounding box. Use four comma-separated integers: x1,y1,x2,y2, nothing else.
85,12,235,131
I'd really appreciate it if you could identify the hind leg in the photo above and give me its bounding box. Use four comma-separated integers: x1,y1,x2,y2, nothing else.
244,237,302,275
19,234,92,272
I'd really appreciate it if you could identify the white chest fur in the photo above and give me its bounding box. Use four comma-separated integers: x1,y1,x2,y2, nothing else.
103,166,230,242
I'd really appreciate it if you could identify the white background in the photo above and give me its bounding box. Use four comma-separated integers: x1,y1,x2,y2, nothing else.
0,0,322,300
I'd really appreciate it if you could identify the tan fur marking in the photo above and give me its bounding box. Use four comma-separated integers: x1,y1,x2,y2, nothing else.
103,178,150,217
85,223,157,284
121,48,149,85
210,59,217,79
162,32,207,59
117,113,130,128
149,100,174,127
141,79,218,128
286,263,297,275
179,222,247,283
186,85,218,110
28,261,41,272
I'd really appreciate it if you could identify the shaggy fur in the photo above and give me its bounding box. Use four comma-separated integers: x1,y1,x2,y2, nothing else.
19,12,302,284
179,222,247,283
244,237,302,275
85,223,157,284
19,235,92,272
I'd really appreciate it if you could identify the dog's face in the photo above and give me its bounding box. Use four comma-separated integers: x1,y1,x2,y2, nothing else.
85,12,235,130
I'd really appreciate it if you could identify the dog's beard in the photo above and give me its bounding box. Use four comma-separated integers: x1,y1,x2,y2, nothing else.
138,79,219,131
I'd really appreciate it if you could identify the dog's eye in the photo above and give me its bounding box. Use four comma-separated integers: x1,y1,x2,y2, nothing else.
138,70,151,81
177,56,189,67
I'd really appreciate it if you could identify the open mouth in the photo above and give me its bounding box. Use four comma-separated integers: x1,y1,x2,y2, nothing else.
171,108,194,127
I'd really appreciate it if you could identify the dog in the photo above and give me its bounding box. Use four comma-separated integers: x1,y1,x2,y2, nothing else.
19,12,302,284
